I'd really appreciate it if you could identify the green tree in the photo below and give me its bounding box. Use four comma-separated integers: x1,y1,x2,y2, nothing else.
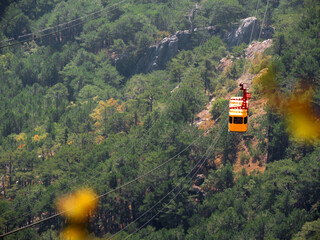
210,98,228,119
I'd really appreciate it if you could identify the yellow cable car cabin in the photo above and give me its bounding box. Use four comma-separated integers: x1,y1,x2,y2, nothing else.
229,83,250,132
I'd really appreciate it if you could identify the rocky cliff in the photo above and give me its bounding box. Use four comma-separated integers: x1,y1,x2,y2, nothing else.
134,27,215,74
116,17,273,76
224,17,260,46
135,35,179,74
224,17,273,47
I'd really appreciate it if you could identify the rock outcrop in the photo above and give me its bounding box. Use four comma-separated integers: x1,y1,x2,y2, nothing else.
245,39,273,60
115,17,273,75
217,57,233,73
116,27,216,76
133,27,215,74
224,17,274,47
135,35,179,73
224,17,260,47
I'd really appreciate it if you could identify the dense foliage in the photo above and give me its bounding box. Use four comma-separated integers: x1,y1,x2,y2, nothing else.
0,0,319,239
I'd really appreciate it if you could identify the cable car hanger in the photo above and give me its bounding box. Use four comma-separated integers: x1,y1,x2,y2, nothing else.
228,83,251,132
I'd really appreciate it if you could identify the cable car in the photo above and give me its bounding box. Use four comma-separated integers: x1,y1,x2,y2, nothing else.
229,83,251,132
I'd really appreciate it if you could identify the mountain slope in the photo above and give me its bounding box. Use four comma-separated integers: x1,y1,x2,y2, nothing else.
0,0,319,239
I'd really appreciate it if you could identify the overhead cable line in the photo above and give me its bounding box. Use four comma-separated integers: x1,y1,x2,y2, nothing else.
0,0,190,49
93,133,203,200
119,0,272,237
241,0,261,77
108,112,228,239
246,0,271,74
123,4,270,232
123,116,228,239
2,0,210,228
0,0,130,49
0,212,65,239
0,133,203,239
1,0,252,237
3,0,220,231
258,1,270,41
78,2,219,188
112,0,271,237
0,1,130,224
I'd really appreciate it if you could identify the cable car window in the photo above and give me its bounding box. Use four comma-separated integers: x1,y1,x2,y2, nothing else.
234,117,243,124
229,117,232,123
244,117,248,124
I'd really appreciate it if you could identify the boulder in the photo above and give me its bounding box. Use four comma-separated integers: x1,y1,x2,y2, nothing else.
225,17,260,47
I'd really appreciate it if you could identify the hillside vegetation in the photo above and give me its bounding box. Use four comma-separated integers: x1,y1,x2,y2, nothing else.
0,0,319,239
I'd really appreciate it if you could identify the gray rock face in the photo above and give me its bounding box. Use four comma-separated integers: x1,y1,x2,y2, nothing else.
135,35,179,73
116,18,272,75
133,27,215,74
225,17,260,47
175,29,195,50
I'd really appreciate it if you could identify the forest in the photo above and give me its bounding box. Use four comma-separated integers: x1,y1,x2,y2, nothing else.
0,0,319,239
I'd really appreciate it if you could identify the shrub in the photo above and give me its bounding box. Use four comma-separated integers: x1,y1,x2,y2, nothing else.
210,98,228,119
